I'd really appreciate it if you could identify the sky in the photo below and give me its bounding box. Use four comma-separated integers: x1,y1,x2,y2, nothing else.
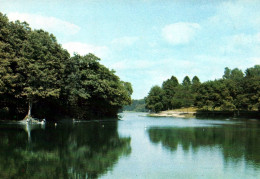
0,0,260,99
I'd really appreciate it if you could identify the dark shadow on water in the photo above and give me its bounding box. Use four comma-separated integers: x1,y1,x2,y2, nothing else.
196,110,260,119
0,119,131,179
147,123,260,168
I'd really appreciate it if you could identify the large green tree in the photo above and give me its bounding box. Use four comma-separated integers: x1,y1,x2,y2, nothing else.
63,53,132,118
145,66,259,113
171,76,194,109
145,86,164,113
19,29,69,117
0,12,132,120
162,76,179,109
0,14,32,118
243,65,260,111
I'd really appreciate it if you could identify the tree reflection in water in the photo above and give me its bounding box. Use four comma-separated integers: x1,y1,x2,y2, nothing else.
0,121,131,179
148,123,260,168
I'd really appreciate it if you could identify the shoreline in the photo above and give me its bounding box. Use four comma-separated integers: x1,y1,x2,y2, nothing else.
148,111,196,118
147,109,260,119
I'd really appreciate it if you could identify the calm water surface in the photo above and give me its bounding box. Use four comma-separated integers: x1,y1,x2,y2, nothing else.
0,112,260,178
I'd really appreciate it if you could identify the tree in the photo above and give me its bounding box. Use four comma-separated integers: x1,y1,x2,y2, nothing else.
191,76,200,85
223,67,244,81
145,86,164,113
122,82,133,97
182,76,191,86
145,65,260,113
0,12,133,120
245,65,260,78
223,67,231,79
17,29,69,118
123,99,148,112
0,14,33,118
230,68,244,81
244,65,260,111
63,53,132,118
162,76,179,109
191,76,201,106
172,85,194,109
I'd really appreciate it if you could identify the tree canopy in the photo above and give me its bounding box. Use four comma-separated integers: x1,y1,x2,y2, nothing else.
145,65,260,113
145,86,164,113
0,12,132,120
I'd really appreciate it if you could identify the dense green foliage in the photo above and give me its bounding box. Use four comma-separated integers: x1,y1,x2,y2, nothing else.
123,99,148,112
145,86,164,113
0,13,132,120
145,65,260,113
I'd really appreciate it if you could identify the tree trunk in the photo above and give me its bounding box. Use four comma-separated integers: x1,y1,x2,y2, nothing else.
27,100,32,117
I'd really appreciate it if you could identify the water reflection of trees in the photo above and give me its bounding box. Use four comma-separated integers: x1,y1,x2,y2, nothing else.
148,124,260,167
0,122,131,178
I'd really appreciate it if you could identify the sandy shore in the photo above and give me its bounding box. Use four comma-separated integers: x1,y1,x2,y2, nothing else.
148,110,196,118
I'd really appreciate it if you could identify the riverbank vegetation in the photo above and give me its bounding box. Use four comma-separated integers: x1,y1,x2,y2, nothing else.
145,65,260,116
123,99,148,112
0,12,132,120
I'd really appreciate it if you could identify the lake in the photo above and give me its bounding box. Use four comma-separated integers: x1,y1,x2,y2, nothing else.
0,112,260,179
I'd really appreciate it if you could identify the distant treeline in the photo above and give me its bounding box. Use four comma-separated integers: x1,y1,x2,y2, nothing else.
0,12,132,120
123,99,148,112
145,65,260,113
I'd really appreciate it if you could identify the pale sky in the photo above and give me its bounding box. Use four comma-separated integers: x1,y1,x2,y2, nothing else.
1,0,260,99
